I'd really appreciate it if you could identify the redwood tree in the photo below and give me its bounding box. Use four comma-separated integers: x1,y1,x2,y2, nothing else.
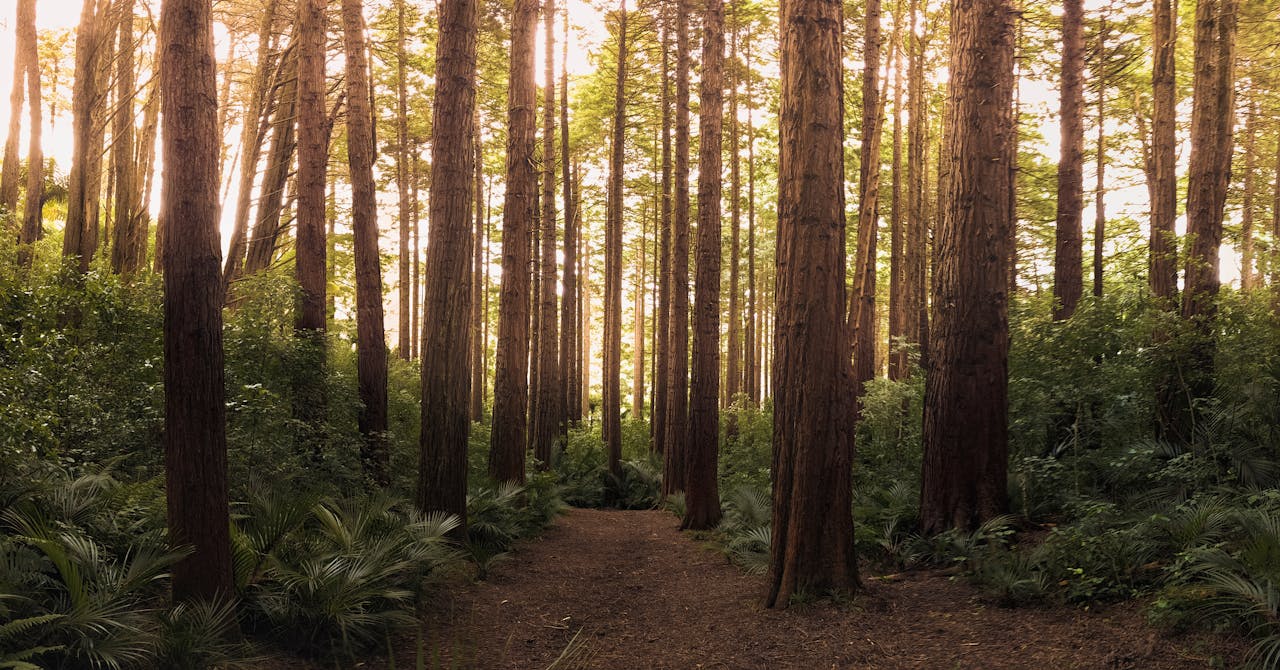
342,0,390,486
160,0,233,602
1053,0,1085,321
1149,0,1178,305
767,0,858,608
684,0,724,531
14,0,39,269
489,0,538,483
662,0,692,496
419,0,479,520
850,0,882,412
532,0,560,468
603,0,628,477
920,0,1016,534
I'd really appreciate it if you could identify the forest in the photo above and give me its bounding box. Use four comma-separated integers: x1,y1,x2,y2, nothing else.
0,0,1278,666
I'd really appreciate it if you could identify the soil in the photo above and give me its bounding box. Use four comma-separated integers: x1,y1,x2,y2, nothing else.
286,508,1242,669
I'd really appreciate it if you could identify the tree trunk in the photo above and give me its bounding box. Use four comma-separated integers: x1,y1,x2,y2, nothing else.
684,0,724,531
472,112,486,421
850,0,883,411
160,0,233,603
1177,0,1238,436
767,0,858,608
920,0,1015,534
559,3,579,428
744,37,757,403
1239,100,1256,293
725,0,742,404
63,0,110,273
243,57,298,277
341,0,390,487
603,1,628,477
1053,0,1084,320
15,0,40,269
904,0,928,372
396,0,413,361
223,0,281,290
662,0,692,496
1092,22,1106,299
111,0,146,275
632,215,646,420
490,0,538,484
418,0,478,523
653,4,673,452
532,0,560,468
887,0,907,380
0,0,33,227
1149,0,1178,304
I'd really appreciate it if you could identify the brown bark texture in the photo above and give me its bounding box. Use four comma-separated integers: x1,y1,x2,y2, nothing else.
662,0,691,496
1053,0,1085,320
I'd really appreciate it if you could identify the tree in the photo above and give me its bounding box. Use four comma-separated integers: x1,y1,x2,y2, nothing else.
850,0,883,412
904,0,928,371
652,4,673,453
662,0,691,496
0,0,34,226
887,0,907,380
490,0,538,484
684,0,724,531
63,0,110,273
603,0,628,477
920,0,1016,535
1053,0,1085,320
1148,0,1178,305
396,0,414,361
341,0,390,487
559,2,579,428
532,0,560,468
419,0,478,521
1178,0,1239,429
160,0,233,603
768,0,858,608
110,0,146,275
724,0,742,403
14,0,40,269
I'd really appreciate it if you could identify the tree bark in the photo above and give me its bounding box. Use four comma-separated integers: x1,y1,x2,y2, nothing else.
341,0,391,487
662,0,691,496
0,0,34,228
920,0,1015,534
160,0,233,603
653,3,673,452
1239,100,1256,293
725,0,742,404
63,0,110,273
490,0,538,484
419,0,478,523
111,0,146,275
684,0,724,531
560,3,579,428
532,0,560,468
15,0,40,269
850,0,883,409
904,0,928,372
767,0,858,608
243,56,298,277
1053,0,1085,320
472,112,486,421
1149,0,1178,304
744,37,757,403
1092,21,1106,299
887,0,907,380
396,0,414,361
603,0,629,477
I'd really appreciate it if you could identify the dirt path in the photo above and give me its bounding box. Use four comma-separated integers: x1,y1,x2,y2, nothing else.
405,509,1230,669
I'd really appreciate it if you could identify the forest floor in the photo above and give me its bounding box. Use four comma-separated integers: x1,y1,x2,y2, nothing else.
289,508,1242,669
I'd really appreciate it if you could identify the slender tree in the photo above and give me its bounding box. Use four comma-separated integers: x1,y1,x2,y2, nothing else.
1053,0,1085,320
850,0,883,409
920,0,1016,534
160,0,233,603
1092,19,1107,299
14,0,40,269
1149,0,1178,304
532,0,560,468
767,0,858,608
662,0,692,495
560,3,579,427
341,0,390,486
887,0,907,380
904,0,928,370
490,0,538,483
603,0,629,476
1239,100,1256,292
63,0,109,273
0,0,34,225
396,0,414,360
419,0,478,521
725,0,742,403
653,5,673,452
684,0,725,530
472,113,486,421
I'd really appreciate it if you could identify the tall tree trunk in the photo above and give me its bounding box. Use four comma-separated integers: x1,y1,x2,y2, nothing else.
1092,22,1106,299
1053,0,1085,320
632,216,646,419
653,4,673,451
767,0,858,608
396,0,414,360
160,0,232,603
418,0,478,523
472,113,486,421
341,0,390,487
490,0,538,484
63,0,110,273
744,37,757,403
725,0,742,404
1149,0,1178,304
662,0,692,495
15,0,40,269
684,0,724,531
1239,101,1256,293
111,0,145,275
560,3,578,428
223,1,281,290
920,0,1015,534
603,0,628,477
887,0,907,380
294,0,329,454
904,0,928,371
1177,0,1238,437
243,58,298,277
0,0,33,226
532,0,560,468
411,154,422,358
850,0,883,411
